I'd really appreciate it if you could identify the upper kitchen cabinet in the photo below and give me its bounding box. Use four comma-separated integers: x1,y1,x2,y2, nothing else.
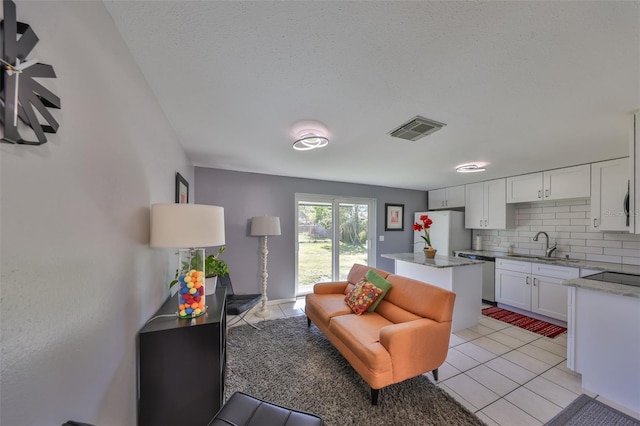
506,164,591,203
591,158,629,232
505,172,543,203
631,112,639,234
465,178,515,229
428,185,465,210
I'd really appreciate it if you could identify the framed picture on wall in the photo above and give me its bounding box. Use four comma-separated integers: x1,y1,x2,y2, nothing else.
385,203,404,231
175,172,189,204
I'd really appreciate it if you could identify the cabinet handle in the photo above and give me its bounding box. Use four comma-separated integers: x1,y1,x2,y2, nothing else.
624,181,629,227
480,219,483,227
538,190,542,199
442,201,445,207
593,218,598,228
526,276,530,285
545,189,550,198
484,220,488,227
533,278,537,286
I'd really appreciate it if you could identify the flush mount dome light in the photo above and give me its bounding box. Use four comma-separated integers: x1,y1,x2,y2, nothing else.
456,163,487,173
291,120,329,151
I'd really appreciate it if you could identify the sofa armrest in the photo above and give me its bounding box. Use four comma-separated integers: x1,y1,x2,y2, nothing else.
379,319,451,371
313,281,349,295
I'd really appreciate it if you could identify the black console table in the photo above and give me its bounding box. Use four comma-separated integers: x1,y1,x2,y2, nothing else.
138,285,227,426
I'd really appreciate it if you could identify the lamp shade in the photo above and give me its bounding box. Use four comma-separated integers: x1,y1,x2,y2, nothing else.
150,204,225,248
250,216,281,236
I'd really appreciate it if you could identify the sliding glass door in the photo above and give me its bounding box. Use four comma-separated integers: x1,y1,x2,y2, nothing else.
295,194,375,296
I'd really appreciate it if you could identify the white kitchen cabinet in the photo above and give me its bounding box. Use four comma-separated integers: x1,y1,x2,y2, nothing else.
495,259,578,321
428,185,465,210
465,179,514,229
545,165,591,200
631,112,639,234
506,164,591,203
530,263,578,321
505,172,543,203
495,260,531,311
590,158,629,232
569,286,640,413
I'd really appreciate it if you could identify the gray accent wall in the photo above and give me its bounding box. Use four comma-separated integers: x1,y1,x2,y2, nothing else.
195,167,428,299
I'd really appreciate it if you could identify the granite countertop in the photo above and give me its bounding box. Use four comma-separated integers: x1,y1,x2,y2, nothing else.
562,277,640,298
381,252,483,269
454,249,640,298
454,249,640,275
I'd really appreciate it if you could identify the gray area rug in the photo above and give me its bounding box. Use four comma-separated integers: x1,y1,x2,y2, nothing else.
225,315,485,426
545,394,640,426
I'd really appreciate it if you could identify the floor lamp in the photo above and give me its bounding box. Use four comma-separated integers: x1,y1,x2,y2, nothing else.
250,216,281,318
150,203,225,318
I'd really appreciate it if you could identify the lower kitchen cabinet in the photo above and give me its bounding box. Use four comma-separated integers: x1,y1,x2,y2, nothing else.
495,261,531,311
532,273,570,321
495,259,578,321
568,286,640,413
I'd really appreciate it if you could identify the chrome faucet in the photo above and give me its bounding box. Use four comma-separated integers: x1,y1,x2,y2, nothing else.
533,231,557,257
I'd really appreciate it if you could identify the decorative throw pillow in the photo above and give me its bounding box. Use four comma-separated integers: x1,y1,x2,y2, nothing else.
365,270,393,312
344,280,384,315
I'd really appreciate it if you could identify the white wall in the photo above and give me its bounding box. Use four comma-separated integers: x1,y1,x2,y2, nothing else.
474,198,640,265
0,2,191,425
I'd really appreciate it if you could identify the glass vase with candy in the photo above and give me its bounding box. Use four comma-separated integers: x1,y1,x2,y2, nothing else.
175,248,206,318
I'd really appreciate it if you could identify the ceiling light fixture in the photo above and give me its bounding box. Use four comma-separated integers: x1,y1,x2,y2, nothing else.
456,163,487,173
291,120,329,151
293,133,329,151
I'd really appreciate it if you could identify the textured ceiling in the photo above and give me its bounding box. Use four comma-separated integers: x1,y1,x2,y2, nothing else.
104,1,640,191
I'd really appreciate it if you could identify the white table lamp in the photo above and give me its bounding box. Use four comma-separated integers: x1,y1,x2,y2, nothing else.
250,216,281,318
150,203,225,318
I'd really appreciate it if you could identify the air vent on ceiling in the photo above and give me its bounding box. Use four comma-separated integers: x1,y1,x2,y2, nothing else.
388,116,446,141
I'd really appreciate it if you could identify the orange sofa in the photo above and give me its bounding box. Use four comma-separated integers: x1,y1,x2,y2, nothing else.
305,263,456,405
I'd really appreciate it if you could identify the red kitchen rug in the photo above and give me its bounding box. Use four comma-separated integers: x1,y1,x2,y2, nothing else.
482,306,567,338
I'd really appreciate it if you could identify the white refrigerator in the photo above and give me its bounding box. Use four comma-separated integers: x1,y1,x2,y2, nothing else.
413,210,471,256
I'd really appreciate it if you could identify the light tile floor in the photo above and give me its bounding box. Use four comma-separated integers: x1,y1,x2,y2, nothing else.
229,299,640,425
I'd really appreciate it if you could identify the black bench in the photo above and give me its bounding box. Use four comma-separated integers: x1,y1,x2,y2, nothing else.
208,392,324,426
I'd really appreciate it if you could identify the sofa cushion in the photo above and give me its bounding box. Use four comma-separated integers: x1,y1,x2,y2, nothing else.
374,300,423,323
305,294,353,328
365,270,393,312
385,274,456,322
345,280,384,315
345,264,390,294
329,313,393,374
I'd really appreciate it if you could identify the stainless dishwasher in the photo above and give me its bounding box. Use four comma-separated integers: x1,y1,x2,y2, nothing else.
455,252,496,303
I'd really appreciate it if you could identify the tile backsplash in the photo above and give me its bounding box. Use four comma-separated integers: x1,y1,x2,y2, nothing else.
472,198,640,266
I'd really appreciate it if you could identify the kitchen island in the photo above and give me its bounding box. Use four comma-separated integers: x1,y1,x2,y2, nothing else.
563,272,640,415
381,253,483,332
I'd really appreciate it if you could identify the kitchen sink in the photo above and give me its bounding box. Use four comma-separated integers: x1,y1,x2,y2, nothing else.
505,254,582,264
506,254,550,261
